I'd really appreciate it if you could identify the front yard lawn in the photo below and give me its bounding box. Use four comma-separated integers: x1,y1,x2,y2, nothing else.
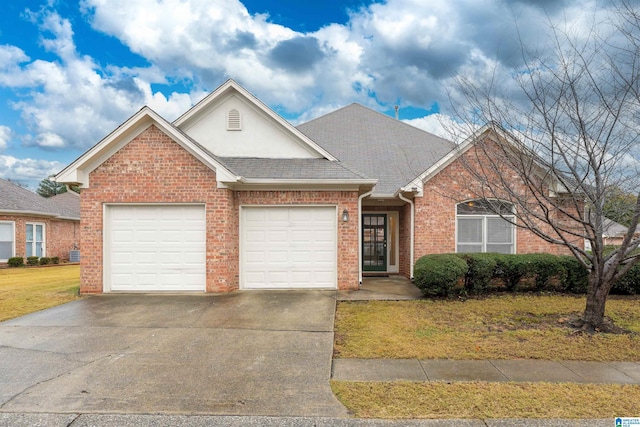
0,265,81,322
334,295,640,361
331,381,640,419
333,295,640,419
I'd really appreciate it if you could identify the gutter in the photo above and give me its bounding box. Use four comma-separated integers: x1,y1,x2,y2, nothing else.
398,191,415,280
358,189,374,285
0,209,79,221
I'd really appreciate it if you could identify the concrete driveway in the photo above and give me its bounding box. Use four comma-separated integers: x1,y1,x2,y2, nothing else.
0,291,348,417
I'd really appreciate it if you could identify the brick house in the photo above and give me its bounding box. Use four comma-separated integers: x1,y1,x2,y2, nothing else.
55,80,565,293
0,179,80,263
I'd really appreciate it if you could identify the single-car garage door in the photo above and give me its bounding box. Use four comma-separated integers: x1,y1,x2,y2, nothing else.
106,204,206,292
241,206,337,289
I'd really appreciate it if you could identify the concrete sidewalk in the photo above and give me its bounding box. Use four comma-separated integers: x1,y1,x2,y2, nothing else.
332,358,640,383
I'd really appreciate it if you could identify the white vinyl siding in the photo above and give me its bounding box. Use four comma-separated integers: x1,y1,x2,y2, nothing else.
0,221,15,261
105,205,206,292
241,206,337,289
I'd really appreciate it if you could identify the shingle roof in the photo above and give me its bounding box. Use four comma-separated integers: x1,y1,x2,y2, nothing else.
0,179,80,220
47,191,80,219
297,103,455,195
218,158,370,181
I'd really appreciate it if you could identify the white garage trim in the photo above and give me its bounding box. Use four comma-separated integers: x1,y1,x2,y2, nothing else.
104,204,206,292
240,205,338,289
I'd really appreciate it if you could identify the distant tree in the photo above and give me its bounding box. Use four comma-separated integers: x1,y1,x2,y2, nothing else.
5,178,29,189
36,178,67,197
603,187,637,228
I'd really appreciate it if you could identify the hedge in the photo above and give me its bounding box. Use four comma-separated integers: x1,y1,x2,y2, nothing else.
7,257,24,267
456,253,498,294
26,256,39,266
414,254,468,297
414,252,640,297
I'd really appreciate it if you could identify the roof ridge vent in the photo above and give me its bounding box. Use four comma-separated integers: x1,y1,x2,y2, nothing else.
227,108,241,131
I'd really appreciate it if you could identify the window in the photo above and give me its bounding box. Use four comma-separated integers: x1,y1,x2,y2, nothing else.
0,221,15,261
26,223,45,257
456,200,515,254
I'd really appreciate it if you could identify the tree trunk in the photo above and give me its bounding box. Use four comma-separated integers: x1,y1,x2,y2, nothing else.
582,274,608,329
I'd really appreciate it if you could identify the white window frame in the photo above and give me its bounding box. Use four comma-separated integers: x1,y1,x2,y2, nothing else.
455,201,516,254
26,222,46,258
0,221,15,262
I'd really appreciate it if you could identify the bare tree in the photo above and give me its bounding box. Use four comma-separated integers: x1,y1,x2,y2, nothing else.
447,3,640,331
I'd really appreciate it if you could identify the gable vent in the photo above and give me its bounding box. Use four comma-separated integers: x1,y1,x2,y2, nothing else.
227,109,241,131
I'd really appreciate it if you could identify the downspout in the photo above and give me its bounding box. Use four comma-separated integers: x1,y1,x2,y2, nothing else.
398,192,415,280
358,189,374,285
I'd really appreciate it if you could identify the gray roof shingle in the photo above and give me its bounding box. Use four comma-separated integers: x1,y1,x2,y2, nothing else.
297,103,455,195
218,158,370,181
0,179,80,220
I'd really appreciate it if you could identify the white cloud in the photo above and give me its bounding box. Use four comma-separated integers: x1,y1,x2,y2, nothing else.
0,154,64,187
0,126,12,151
0,0,627,164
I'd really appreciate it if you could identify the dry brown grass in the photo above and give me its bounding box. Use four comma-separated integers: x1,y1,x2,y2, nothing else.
331,381,640,419
0,265,81,322
334,295,640,361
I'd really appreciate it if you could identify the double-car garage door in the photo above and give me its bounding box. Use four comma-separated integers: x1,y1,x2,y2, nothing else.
105,205,337,291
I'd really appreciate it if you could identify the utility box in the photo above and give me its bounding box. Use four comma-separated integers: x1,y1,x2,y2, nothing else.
69,250,80,263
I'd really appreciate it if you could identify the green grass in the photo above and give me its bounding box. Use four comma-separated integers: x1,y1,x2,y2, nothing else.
0,265,81,322
334,295,640,361
331,381,640,419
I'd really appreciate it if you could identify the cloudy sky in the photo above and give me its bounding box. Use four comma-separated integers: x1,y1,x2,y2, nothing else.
0,0,623,188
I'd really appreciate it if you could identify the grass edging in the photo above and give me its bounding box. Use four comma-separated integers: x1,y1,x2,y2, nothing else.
331,381,640,419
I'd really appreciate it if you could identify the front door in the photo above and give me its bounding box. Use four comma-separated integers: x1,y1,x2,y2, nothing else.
363,214,386,271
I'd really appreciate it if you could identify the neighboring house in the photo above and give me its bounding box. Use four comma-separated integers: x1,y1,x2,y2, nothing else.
55,79,565,293
584,215,637,249
0,179,80,263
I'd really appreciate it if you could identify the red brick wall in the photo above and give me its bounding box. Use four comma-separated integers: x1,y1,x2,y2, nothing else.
0,215,78,261
81,124,237,293
414,139,571,265
80,124,360,293
237,191,359,290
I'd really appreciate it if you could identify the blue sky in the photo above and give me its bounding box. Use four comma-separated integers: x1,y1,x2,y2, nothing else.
0,0,618,188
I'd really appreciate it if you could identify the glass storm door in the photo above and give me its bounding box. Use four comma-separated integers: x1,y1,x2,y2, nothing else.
363,214,387,271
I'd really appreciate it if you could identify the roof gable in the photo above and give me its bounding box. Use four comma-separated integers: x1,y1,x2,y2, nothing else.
174,79,336,160
55,107,238,188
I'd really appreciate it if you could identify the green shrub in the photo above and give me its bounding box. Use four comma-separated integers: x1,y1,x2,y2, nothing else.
458,253,499,294
51,257,60,264
7,257,24,267
414,254,468,297
39,257,51,265
495,254,534,291
558,256,589,293
26,256,39,266
612,262,640,295
527,253,566,291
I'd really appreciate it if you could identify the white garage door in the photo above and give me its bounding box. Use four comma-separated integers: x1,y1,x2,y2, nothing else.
242,206,337,289
106,205,206,292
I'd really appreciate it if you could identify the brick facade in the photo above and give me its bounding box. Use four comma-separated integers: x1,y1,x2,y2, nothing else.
80,125,360,293
0,214,78,261
413,138,571,266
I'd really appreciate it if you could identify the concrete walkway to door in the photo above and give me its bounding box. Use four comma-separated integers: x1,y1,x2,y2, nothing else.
0,291,348,417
